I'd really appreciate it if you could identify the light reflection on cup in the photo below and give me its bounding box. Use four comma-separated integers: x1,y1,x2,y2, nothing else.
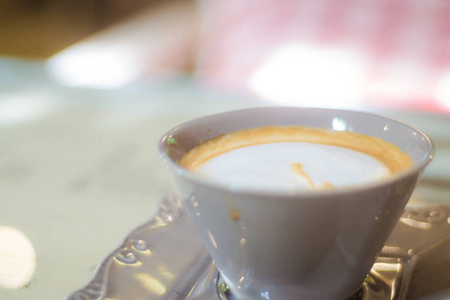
160,107,433,300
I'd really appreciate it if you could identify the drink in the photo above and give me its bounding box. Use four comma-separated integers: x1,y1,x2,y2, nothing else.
179,126,412,191
160,107,433,300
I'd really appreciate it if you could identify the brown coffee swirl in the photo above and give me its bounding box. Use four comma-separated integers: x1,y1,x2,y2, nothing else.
180,126,412,175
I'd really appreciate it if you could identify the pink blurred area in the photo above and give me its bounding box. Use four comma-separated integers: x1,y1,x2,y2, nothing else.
45,0,450,114
194,0,450,113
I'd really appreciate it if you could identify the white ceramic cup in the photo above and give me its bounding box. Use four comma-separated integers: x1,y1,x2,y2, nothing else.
159,107,434,300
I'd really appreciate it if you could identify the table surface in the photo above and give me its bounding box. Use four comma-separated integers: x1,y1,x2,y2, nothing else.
0,58,449,300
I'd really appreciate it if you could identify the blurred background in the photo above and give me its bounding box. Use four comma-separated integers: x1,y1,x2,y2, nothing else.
1,0,450,113
0,0,152,58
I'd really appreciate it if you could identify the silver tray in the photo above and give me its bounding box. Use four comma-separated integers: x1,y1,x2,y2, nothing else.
67,196,450,300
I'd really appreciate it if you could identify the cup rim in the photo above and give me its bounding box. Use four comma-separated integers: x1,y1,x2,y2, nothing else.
159,107,435,197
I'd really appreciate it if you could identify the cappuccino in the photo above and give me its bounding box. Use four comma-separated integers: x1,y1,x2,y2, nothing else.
162,107,433,300
179,126,412,191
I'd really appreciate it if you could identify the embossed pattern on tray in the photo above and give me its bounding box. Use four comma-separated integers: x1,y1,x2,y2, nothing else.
67,198,450,300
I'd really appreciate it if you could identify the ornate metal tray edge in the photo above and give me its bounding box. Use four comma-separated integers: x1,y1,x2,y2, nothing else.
66,197,450,300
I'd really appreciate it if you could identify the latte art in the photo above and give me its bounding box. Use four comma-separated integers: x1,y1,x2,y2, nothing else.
179,126,412,191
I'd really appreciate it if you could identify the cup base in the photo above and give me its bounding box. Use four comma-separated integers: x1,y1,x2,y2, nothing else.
216,267,392,300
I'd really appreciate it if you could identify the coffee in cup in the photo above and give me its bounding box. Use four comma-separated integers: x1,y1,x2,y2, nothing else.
179,126,412,191
160,107,433,300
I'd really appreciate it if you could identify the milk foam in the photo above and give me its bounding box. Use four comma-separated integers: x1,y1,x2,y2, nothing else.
196,142,389,191
179,126,412,191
